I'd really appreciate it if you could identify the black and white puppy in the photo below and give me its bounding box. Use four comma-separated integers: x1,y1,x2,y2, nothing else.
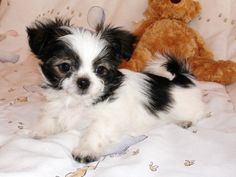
24,18,205,163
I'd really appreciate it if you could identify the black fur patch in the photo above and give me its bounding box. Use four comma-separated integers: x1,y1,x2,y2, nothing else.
93,25,135,103
143,56,195,115
27,18,80,89
93,70,124,104
27,18,72,61
172,75,195,88
162,55,194,88
98,25,136,63
144,73,174,115
92,25,136,103
91,28,133,104
40,42,81,89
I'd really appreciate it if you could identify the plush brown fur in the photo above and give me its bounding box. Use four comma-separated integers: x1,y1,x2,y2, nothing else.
119,0,236,85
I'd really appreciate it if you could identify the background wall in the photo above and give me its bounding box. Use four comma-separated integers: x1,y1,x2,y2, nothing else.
0,0,236,62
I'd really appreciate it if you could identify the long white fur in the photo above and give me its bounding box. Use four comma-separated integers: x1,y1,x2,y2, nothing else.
22,28,206,160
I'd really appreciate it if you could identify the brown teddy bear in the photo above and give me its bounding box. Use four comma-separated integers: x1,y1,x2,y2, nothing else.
119,0,236,85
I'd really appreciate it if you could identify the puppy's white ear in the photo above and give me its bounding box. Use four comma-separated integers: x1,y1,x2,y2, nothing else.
26,18,71,61
98,25,136,62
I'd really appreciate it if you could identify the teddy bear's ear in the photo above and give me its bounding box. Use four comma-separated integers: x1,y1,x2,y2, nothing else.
26,18,71,61
98,25,136,62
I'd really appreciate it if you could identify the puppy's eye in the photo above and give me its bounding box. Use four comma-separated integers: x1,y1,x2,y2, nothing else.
96,66,108,76
58,63,71,73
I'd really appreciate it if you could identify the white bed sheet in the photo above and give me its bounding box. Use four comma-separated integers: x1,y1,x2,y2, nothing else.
0,0,236,177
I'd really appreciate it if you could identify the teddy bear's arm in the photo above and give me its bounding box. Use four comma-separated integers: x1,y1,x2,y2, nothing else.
188,57,236,85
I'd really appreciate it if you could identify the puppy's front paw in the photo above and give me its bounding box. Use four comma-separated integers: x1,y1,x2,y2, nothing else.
72,154,97,163
72,147,99,163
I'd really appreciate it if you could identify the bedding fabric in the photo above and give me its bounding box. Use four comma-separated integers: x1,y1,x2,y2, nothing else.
0,0,236,177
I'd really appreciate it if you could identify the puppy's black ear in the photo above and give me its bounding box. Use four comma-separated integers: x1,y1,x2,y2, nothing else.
26,18,71,61
98,25,136,61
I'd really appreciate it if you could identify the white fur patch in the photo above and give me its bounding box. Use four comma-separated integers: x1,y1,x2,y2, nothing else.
59,28,106,98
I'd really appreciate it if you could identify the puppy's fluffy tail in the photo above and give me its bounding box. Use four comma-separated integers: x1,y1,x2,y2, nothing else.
144,54,193,80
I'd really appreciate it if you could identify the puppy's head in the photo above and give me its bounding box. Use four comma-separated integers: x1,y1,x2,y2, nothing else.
27,18,135,101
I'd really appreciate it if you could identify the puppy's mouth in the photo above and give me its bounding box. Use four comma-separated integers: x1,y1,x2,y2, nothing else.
78,89,88,95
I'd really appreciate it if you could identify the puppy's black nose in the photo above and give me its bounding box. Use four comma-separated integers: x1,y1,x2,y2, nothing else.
77,78,90,90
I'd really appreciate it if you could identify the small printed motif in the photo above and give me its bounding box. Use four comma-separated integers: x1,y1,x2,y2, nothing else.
203,92,208,97
18,125,24,129
16,96,28,103
65,160,102,177
18,122,24,125
206,112,212,118
206,18,211,22
218,13,222,17
66,168,88,177
184,160,195,166
149,162,159,172
192,130,197,133
132,149,140,155
8,88,15,92
224,18,228,23
231,20,235,25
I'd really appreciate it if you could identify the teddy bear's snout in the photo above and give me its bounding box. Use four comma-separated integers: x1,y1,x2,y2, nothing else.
170,0,181,4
